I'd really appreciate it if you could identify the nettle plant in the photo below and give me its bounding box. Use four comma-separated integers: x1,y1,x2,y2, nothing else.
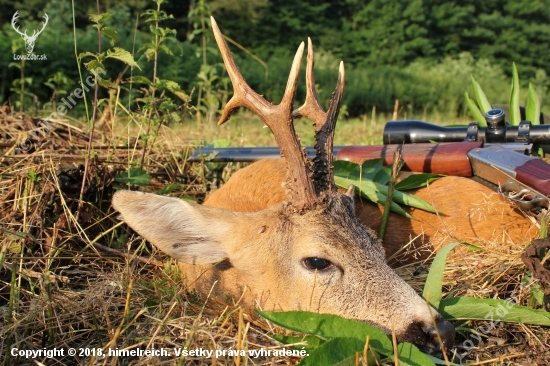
79,1,192,184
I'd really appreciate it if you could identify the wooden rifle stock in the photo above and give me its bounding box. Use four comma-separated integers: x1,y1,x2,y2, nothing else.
336,142,484,176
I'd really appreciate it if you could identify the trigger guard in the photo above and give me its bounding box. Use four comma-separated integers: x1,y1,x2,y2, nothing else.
498,181,550,211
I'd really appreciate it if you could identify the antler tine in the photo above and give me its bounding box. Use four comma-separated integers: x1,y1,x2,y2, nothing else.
292,38,346,195
11,11,26,37
211,17,318,210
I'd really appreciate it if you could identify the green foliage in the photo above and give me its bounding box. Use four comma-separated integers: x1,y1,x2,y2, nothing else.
424,244,550,327
333,159,442,217
3,1,550,118
439,297,550,325
114,167,152,188
258,310,434,365
466,62,543,125
423,243,460,309
510,63,521,125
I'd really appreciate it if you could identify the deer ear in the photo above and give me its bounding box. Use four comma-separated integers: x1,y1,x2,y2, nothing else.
112,191,235,265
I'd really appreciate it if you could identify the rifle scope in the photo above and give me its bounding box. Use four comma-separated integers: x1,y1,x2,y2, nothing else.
383,109,550,145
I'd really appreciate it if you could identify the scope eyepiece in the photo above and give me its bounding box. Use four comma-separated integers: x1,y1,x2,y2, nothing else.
484,108,506,129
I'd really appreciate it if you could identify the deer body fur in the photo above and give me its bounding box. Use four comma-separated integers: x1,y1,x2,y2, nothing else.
205,158,538,263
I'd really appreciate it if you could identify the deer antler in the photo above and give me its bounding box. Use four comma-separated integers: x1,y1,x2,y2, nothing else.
33,13,49,39
211,17,318,211
11,11,26,37
293,39,345,196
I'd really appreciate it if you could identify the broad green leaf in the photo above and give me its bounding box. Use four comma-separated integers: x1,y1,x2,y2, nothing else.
114,167,151,186
129,75,152,86
359,159,384,180
526,83,541,125
158,43,175,56
333,160,359,178
439,297,550,325
299,337,369,366
470,75,492,113
106,47,141,70
89,13,111,24
423,243,460,309
102,27,118,46
396,342,435,366
373,163,403,186
509,63,520,125
270,334,325,351
395,173,442,191
464,92,486,126
333,161,359,179
84,60,106,76
530,283,545,306
98,79,114,88
335,176,410,217
257,311,393,354
78,51,98,61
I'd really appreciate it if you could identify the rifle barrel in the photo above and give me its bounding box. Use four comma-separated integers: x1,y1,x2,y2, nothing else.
189,146,345,162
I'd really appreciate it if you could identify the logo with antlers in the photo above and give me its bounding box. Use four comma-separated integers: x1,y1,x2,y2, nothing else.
11,11,49,54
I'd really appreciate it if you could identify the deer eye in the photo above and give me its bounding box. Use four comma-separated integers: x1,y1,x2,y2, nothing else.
303,257,333,271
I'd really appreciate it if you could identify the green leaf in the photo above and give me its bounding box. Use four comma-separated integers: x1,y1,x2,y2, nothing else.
530,282,545,306
390,188,440,214
395,173,442,191
106,47,141,70
270,334,325,351
464,92,486,126
509,63,520,125
6,231,27,240
128,75,152,86
333,161,359,179
396,342,435,366
102,27,118,47
89,13,111,24
78,51,98,61
84,60,106,76
470,75,492,113
299,337,368,366
423,243,460,309
114,167,151,186
526,83,541,125
439,297,550,325
335,176,411,217
257,310,393,354
359,159,384,180
463,243,483,251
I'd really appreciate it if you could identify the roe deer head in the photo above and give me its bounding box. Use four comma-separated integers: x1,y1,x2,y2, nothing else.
112,17,455,353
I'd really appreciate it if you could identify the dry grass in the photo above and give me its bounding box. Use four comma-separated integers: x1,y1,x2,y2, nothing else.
1,107,549,365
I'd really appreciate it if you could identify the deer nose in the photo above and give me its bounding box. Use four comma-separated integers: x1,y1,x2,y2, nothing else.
429,317,455,348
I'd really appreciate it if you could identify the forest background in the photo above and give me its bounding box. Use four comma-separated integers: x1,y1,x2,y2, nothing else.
1,0,550,121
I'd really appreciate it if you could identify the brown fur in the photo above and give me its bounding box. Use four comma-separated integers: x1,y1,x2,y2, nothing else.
205,158,538,263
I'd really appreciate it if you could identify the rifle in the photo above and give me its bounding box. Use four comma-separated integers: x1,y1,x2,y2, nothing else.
190,109,550,210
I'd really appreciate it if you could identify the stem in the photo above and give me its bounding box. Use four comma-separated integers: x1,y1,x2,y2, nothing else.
139,1,161,169
379,148,403,240
20,59,25,112
78,0,102,208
